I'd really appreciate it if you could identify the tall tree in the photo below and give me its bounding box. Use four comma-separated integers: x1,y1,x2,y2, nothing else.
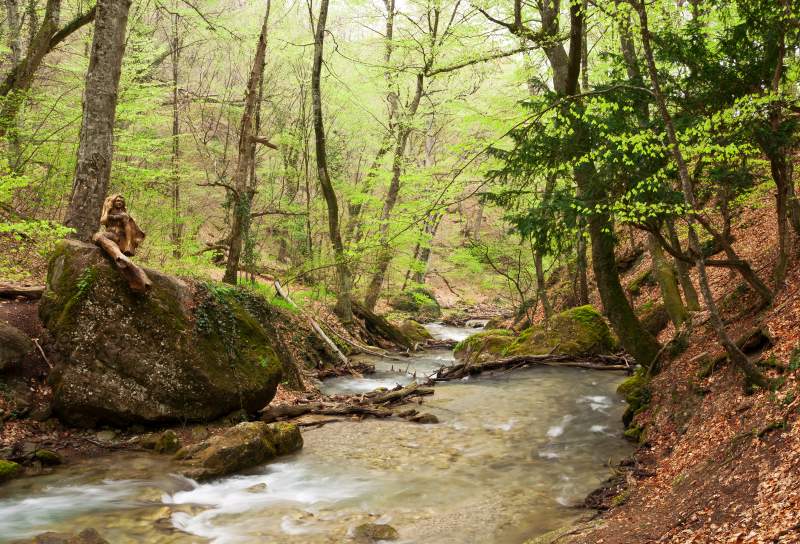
311,0,353,323
222,0,272,284
64,0,132,241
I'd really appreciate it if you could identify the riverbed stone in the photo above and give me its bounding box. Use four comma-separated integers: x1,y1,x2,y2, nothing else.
176,421,302,480
352,523,399,542
0,459,21,482
153,430,181,454
33,449,62,466
14,528,110,544
38,240,303,427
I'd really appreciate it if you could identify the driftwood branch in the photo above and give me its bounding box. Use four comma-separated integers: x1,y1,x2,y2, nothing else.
434,354,631,381
260,382,434,423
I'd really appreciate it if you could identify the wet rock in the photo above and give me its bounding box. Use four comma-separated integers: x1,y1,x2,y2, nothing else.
176,421,302,480
0,321,34,372
409,413,438,424
95,430,117,442
247,482,268,492
454,329,514,364
33,449,62,466
0,459,21,482
352,523,399,542
39,240,286,427
397,320,433,343
14,528,109,544
154,430,181,454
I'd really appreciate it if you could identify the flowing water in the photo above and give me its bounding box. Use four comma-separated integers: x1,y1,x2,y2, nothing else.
0,325,632,543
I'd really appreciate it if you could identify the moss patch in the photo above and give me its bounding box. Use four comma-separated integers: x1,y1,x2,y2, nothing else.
0,459,20,482
507,305,614,357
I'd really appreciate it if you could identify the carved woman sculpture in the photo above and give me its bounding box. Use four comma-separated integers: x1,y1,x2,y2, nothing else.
92,194,152,292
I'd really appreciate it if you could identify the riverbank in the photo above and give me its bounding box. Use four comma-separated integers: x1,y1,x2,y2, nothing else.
0,324,633,543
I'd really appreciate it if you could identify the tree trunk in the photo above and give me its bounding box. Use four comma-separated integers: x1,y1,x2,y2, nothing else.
666,220,700,310
411,210,443,285
633,0,766,386
534,250,553,319
0,0,96,139
64,0,131,241
648,232,687,326
170,10,182,258
222,0,271,284
575,226,589,305
363,74,424,311
311,0,353,323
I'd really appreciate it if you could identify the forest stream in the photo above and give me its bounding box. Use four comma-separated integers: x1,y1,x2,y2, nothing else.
0,325,632,543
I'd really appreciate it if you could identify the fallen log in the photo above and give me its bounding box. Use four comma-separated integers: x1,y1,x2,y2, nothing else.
0,283,45,299
434,354,630,381
260,383,433,424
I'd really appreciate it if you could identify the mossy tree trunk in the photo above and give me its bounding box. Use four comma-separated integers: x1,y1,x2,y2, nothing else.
648,232,687,326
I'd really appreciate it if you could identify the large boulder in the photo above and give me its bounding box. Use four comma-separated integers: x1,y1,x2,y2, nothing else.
506,305,614,357
38,240,305,427
388,288,441,320
397,320,433,344
0,321,34,372
175,421,302,480
453,329,515,364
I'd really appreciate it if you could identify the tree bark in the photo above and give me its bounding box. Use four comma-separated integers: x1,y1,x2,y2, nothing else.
648,232,687,326
666,220,700,310
170,10,182,258
311,0,353,323
223,0,271,284
64,0,131,241
633,0,766,386
534,250,553,318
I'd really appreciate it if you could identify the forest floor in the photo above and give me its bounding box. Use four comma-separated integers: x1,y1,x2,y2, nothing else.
564,198,800,544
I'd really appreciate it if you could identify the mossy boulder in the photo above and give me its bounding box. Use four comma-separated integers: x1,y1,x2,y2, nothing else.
0,321,33,372
397,320,433,343
506,305,614,357
388,288,441,320
453,330,514,364
353,523,399,542
38,240,294,427
0,459,21,482
176,421,302,480
33,449,62,466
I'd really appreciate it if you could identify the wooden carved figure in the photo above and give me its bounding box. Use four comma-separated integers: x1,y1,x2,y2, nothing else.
92,194,152,292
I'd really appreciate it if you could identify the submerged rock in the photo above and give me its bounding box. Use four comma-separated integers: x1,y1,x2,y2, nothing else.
506,305,614,357
176,421,302,480
0,321,33,372
13,528,109,544
38,240,308,427
352,523,399,542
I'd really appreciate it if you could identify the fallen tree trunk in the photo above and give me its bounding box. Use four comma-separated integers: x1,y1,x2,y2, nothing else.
0,283,45,299
260,382,433,423
434,354,631,381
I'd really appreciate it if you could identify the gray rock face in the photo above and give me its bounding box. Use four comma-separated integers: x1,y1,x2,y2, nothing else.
175,421,303,480
39,240,287,427
0,321,33,371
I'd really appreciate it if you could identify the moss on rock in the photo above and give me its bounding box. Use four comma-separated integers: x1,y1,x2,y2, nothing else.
506,305,614,357
397,320,433,343
453,329,514,364
0,459,20,482
388,288,441,320
39,240,312,427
